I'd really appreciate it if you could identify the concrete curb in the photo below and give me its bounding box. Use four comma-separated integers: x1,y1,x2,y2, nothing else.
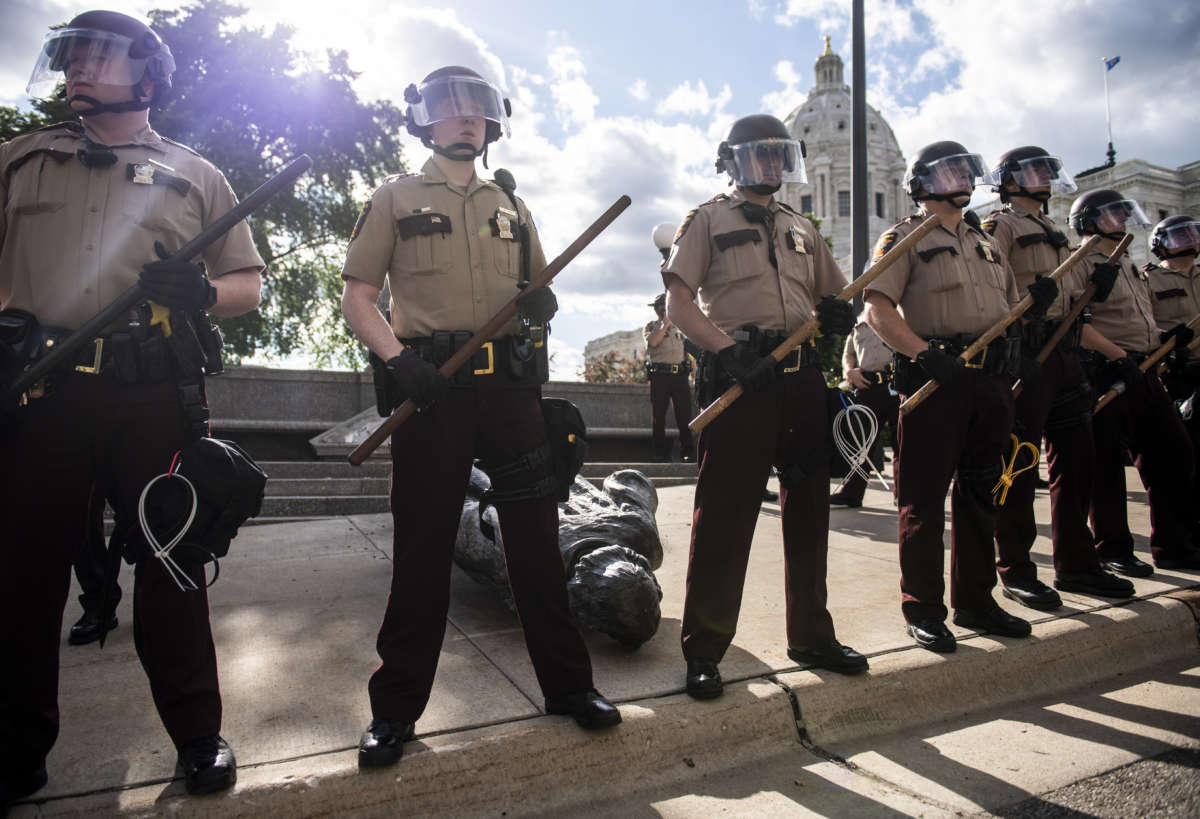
21,593,1200,818
779,594,1199,748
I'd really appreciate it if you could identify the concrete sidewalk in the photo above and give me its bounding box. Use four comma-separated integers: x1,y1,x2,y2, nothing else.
13,465,1200,817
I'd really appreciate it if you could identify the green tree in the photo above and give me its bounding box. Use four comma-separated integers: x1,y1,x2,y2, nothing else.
580,351,648,384
2,0,408,367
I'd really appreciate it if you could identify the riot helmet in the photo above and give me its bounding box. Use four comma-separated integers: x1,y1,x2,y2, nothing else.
1149,214,1200,261
405,66,511,166
715,114,807,194
993,146,1077,203
651,222,675,261
904,141,994,205
27,10,175,115
1068,189,1151,239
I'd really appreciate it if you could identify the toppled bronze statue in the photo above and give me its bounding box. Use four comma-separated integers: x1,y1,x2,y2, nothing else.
455,466,663,649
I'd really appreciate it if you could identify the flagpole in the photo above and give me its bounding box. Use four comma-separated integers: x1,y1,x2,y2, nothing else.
1102,57,1115,166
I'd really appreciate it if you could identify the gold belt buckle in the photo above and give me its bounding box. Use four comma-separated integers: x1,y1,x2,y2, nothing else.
782,346,804,374
670,363,679,374
963,345,987,370
74,337,104,374
473,340,495,376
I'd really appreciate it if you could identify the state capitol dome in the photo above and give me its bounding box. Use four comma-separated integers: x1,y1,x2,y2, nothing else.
778,38,908,269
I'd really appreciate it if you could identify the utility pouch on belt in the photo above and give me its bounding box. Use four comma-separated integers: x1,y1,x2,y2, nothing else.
194,312,225,376
508,335,550,383
0,309,41,393
540,397,587,501
368,350,395,416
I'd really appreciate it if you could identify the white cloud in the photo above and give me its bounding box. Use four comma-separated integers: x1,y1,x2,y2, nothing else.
628,78,649,102
760,60,808,119
657,79,733,118
546,42,599,131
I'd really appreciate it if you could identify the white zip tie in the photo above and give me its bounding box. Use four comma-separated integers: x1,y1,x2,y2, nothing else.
137,469,200,592
832,396,891,494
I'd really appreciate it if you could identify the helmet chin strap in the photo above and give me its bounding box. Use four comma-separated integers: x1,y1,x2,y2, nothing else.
746,183,781,196
431,141,483,163
69,87,151,117
919,191,972,208
1100,230,1127,243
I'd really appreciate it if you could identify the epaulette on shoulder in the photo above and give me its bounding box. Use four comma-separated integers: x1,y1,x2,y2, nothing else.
159,135,202,157
383,171,415,184
776,200,800,216
903,213,922,224
701,193,729,207
33,121,83,136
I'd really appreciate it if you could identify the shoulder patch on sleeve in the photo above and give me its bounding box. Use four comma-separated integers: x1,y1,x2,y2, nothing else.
873,230,900,260
981,210,1001,234
674,208,699,242
349,200,372,242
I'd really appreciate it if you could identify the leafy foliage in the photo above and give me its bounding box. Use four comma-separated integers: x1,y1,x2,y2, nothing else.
2,0,409,366
580,351,648,384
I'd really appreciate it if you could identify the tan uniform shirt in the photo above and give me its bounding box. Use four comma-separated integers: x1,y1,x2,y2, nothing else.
644,318,686,364
982,203,1073,320
1145,262,1200,333
341,158,547,338
1078,250,1157,354
864,214,1020,339
662,189,846,334
847,320,892,372
0,122,263,330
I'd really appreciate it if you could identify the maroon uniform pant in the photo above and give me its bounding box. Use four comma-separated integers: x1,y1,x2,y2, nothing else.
1089,371,1195,562
832,379,898,503
896,371,1014,623
995,346,1099,580
371,381,593,723
649,370,695,458
0,372,220,774
681,366,836,662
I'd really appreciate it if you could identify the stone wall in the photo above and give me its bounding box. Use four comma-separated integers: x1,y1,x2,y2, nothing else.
206,366,674,461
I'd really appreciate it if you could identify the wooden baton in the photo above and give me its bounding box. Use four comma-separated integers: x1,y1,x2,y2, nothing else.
686,213,943,436
899,234,1101,415
1094,310,1200,413
348,194,632,466
1011,234,1133,400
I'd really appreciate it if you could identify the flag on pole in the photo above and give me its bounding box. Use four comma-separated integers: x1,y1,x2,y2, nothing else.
1105,56,1121,71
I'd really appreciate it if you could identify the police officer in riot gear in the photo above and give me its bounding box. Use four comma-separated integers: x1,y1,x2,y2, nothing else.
341,65,619,769
1,11,263,807
664,113,865,699
1071,190,1200,573
1143,214,1200,567
866,140,1043,653
984,147,1134,607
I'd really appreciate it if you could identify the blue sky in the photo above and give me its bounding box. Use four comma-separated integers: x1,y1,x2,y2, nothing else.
4,0,1199,377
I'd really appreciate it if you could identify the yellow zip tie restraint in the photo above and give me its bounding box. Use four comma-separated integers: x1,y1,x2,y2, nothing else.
148,301,173,338
993,433,1040,506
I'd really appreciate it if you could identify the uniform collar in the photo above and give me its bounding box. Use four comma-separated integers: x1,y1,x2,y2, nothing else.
420,156,493,196
79,121,167,153
726,188,781,214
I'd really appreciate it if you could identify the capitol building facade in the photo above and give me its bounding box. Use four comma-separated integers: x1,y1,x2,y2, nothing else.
779,39,909,273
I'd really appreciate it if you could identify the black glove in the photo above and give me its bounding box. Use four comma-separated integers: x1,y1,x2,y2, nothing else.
815,295,854,336
1161,323,1195,351
717,342,777,393
516,284,558,324
139,241,217,312
386,348,449,410
1024,275,1058,321
915,343,965,386
1105,356,1143,391
1089,262,1119,303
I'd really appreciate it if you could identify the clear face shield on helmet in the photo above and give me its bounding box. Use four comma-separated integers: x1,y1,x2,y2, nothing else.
724,139,807,187
27,28,150,97
1006,155,1077,195
911,153,995,196
408,75,511,138
1157,220,1200,253
1095,199,1152,233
